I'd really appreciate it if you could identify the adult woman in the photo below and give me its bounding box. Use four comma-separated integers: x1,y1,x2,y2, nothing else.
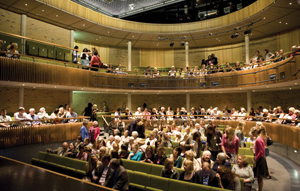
154,146,167,165
205,124,222,161
66,142,78,158
225,62,233,72
179,141,186,157
90,51,102,71
145,132,157,146
181,150,201,171
198,150,214,170
247,107,255,121
193,66,200,76
76,145,88,161
216,63,223,73
174,132,183,142
50,108,61,124
120,102,127,112
124,108,134,120
85,154,101,182
254,108,262,121
120,144,130,159
89,121,100,144
200,64,207,76
179,160,195,182
235,121,245,148
185,131,202,158
221,126,239,164
91,104,99,121
152,67,160,77
254,126,268,191
6,43,20,59
80,48,90,69
233,61,241,71
232,155,254,191
101,101,109,112
216,166,241,191
91,139,100,154
140,146,155,163
128,143,142,161
212,152,231,172
168,147,182,168
58,107,66,122
75,136,84,150
166,107,174,122
162,133,173,148
161,159,179,180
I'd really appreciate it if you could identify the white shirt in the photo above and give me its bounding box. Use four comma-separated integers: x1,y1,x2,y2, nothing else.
121,136,130,143
145,138,157,146
0,115,12,122
169,70,176,77
135,111,142,119
14,112,27,126
99,164,110,185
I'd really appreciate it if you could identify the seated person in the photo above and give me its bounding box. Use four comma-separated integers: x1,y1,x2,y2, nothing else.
121,130,130,143
76,145,88,161
14,107,27,126
6,43,20,59
161,133,173,148
93,154,112,185
84,137,93,147
0,40,7,57
144,66,152,76
84,154,101,182
153,146,167,165
174,132,183,142
104,159,129,191
37,107,50,123
119,144,130,159
137,139,147,153
66,108,77,123
250,50,262,64
198,150,214,170
181,150,201,171
26,108,40,126
168,147,182,168
145,132,157,146
46,142,69,157
194,162,218,187
127,143,142,161
212,153,231,172
140,146,155,163
125,137,134,151
232,155,254,191
161,158,179,179
124,108,134,120
66,142,78,158
106,135,114,149
0,109,12,128
216,166,241,191
75,136,84,150
179,160,195,182
233,61,242,71
152,67,160,77
168,66,176,77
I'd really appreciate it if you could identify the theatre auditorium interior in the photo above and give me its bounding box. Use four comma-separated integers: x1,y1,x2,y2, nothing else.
1,0,300,191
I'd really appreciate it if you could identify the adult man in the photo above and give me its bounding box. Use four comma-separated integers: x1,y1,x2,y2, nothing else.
104,159,129,191
211,53,218,65
250,50,263,64
144,66,152,76
134,107,142,119
94,154,112,185
37,107,50,124
198,108,207,119
168,66,176,77
121,130,130,143
126,118,141,136
46,142,69,157
66,108,77,123
0,109,12,128
26,108,40,126
194,162,218,187
14,107,27,126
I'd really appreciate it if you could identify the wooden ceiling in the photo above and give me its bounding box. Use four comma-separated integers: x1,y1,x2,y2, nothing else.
1,0,300,49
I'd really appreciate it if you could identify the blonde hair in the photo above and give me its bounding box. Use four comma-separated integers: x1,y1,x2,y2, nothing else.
184,159,194,172
7,43,18,50
164,158,174,168
185,150,195,160
225,126,235,141
236,121,245,134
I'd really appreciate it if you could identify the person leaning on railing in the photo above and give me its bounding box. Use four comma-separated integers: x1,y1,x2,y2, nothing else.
6,43,20,59
0,40,7,57
168,66,176,77
0,109,12,128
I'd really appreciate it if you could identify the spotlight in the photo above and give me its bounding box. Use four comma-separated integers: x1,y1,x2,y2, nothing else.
181,42,185,46
170,42,174,47
244,29,252,35
231,33,239,39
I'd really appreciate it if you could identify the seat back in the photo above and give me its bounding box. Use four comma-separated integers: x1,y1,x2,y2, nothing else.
134,171,151,187
188,183,212,191
38,151,48,160
127,169,134,182
168,179,190,191
123,159,137,171
137,162,152,174
150,164,163,176
149,175,169,191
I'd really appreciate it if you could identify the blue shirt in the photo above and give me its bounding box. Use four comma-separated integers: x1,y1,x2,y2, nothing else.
129,151,142,161
80,126,89,140
26,114,40,125
66,112,78,122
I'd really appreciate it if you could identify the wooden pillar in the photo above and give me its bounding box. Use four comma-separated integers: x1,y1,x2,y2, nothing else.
128,41,132,71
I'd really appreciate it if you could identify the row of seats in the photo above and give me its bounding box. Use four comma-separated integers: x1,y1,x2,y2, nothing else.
0,34,22,52
31,151,86,179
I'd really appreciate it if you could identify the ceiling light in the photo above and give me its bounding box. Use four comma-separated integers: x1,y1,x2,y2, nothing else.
216,38,218,40
267,86,269,88
289,2,292,5
219,40,220,42
96,39,98,40
295,83,297,85
25,4,27,6
294,150,297,153
279,21,281,24
290,88,292,90
286,23,288,25
42,10,44,12
23,84,25,86
56,15,58,17
132,36,134,38
83,24,85,26
244,29,252,35
263,17,266,19
54,86,56,88
108,31,110,33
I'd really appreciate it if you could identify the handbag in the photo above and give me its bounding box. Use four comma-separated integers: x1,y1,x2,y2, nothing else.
267,136,273,146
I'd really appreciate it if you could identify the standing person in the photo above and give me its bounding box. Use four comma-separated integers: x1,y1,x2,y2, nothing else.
89,121,100,144
205,124,222,161
82,103,93,121
143,100,147,110
80,119,90,141
90,51,102,71
72,45,79,64
80,48,90,70
221,126,239,164
104,159,129,191
254,126,268,191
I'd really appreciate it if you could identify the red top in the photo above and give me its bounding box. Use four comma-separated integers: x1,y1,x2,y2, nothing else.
90,55,102,67
89,126,100,141
255,136,265,161
221,134,239,154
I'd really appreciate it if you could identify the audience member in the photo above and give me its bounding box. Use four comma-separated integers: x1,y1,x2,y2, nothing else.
76,145,88,161
128,143,142,161
154,146,167,165
90,51,101,71
205,124,222,161
94,154,112,185
181,150,201,171
194,161,218,187
6,43,20,59
75,136,84,150
264,49,274,61
46,142,69,157
179,160,195,182
161,159,179,180
232,155,254,191
212,153,231,172
169,66,176,77
0,40,6,57
0,109,12,128
140,145,155,163
168,147,182,168
216,166,241,191
80,119,90,141
221,126,239,164
14,107,27,126
235,121,245,147
104,159,129,191
37,107,50,123
66,108,77,123
89,121,100,143
120,144,130,159
66,142,78,158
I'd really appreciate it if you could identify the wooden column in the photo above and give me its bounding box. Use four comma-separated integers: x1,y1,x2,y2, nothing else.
128,41,132,71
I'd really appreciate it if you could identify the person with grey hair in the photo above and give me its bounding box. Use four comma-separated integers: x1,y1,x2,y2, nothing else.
169,66,176,77
107,135,114,149
114,129,120,136
37,107,50,123
46,142,69,157
121,130,130,143
125,137,134,151
131,131,139,143
212,152,231,172
80,119,90,141
89,121,100,144
26,108,40,126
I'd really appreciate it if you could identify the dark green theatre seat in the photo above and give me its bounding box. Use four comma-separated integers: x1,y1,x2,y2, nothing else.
168,179,190,191
137,162,152,174
56,48,64,60
150,164,163,176
64,49,72,62
149,176,169,191
0,35,10,49
39,47,48,57
123,159,137,171
27,41,38,56
46,45,55,58
188,183,212,191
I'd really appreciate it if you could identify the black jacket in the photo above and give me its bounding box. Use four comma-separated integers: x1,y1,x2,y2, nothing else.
194,170,218,187
104,165,129,191
94,164,112,184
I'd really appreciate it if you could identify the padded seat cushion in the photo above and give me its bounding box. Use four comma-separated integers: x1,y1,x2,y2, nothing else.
149,175,169,191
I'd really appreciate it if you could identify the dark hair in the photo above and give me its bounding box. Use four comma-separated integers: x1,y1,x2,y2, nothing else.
1,109,7,112
174,146,182,156
111,158,121,168
77,136,83,142
81,52,86,59
193,131,201,140
79,145,85,150
117,108,121,112
88,103,93,107
111,151,120,159
264,49,269,53
102,154,111,161
93,52,98,55
121,144,128,151
74,46,78,49
216,166,238,188
256,50,260,54
53,108,59,115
